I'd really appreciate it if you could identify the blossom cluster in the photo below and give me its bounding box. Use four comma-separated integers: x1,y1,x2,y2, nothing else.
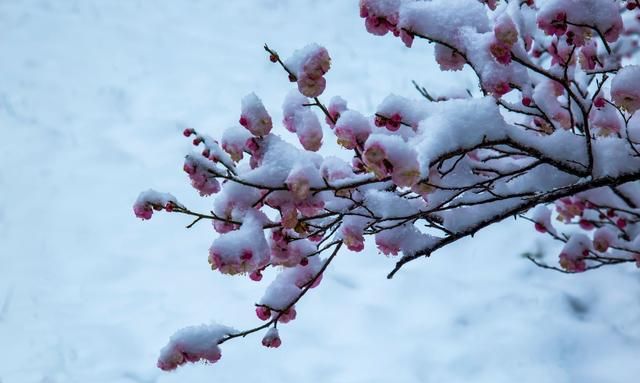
135,0,640,371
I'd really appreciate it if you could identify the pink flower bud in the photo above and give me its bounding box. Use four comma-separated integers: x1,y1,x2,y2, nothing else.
386,113,402,131
593,97,605,108
278,307,297,323
249,269,263,281
256,306,271,321
133,203,153,220
579,219,594,230
261,328,282,348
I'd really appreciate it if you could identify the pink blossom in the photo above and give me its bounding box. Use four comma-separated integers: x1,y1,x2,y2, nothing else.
334,110,371,149
537,11,567,37
287,45,331,98
213,220,236,234
278,307,297,323
555,197,585,222
133,203,153,220
589,102,622,136
480,0,497,10
531,205,554,234
434,44,465,71
359,0,400,36
280,204,299,229
290,110,323,151
297,74,327,99
489,81,511,97
256,306,271,321
326,96,348,127
559,253,586,272
593,227,616,252
494,14,518,46
490,39,512,65
157,325,227,371
186,163,221,196
286,168,312,201
558,234,591,272
249,270,263,281
342,226,365,252
386,113,402,131
400,29,414,47
593,97,605,108
262,328,282,348
611,65,640,113
240,93,273,136
375,233,401,256
208,216,270,275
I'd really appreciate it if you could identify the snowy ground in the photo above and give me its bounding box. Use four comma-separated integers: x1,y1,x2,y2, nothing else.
1,1,639,382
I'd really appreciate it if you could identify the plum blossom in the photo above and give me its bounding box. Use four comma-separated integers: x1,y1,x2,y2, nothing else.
239,93,272,136
285,44,331,98
262,328,282,348
157,324,233,371
611,65,640,113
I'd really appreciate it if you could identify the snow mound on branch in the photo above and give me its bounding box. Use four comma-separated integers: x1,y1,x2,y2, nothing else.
415,96,509,169
399,0,490,50
157,323,235,371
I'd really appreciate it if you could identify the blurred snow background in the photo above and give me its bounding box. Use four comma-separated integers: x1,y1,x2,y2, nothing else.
1,1,639,382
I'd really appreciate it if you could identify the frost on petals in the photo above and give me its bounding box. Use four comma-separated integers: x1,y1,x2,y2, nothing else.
157,324,234,371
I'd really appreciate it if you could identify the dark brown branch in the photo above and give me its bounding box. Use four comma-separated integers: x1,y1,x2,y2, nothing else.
387,170,640,279
218,241,343,345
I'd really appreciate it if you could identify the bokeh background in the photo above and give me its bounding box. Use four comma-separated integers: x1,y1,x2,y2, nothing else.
1,1,639,382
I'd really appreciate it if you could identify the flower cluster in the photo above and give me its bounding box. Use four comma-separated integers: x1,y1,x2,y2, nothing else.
136,0,640,371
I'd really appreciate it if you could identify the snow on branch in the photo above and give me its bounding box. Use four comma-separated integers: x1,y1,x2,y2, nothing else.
136,0,640,370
